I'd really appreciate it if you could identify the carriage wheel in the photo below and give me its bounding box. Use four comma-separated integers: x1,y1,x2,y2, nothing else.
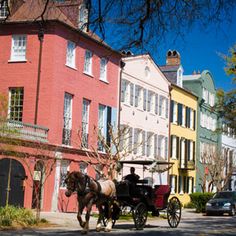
132,202,148,230
167,196,181,228
102,202,120,228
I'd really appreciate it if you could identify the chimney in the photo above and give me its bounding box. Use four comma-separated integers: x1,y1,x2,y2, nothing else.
166,50,181,66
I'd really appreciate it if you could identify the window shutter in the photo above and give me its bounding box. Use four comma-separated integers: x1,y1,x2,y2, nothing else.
135,85,138,107
165,136,168,159
142,131,146,156
158,135,162,157
155,94,158,114
121,80,125,102
177,103,182,125
147,90,151,112
176,136,179,159
133,128,138,154
175,176,177,193
170,100,174,123
130,83,134,106
128,127,133,152
147,132,150,157
192,177,194,193
183,176,187,193
159,96,162,116
165,98,169,119
193,110,196,130
185,107,189,128
154,134,158,157
185,139,188,165
143,89,147,111
193,141,195,162
170,135,173,157
178,175,181,193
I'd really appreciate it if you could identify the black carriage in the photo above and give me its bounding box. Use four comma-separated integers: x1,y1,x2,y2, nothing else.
102,160,181,230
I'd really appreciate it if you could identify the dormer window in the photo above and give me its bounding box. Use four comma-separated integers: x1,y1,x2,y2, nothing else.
0,1,8,19
78,3,88,31
177,68,183,87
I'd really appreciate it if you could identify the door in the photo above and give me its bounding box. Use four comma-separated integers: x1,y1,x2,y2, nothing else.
0,158,26,207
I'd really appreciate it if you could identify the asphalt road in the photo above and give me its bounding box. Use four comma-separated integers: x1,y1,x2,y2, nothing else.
1,209,236,236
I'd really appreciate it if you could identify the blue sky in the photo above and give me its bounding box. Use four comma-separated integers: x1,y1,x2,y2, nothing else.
99,5,236,93
153,17,236,92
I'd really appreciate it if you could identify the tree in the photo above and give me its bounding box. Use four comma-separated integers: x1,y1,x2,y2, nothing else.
198,150,235,192
217,44,236,131
1,0,236,50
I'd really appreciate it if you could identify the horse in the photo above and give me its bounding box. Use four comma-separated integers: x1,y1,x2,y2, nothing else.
64,171,116,234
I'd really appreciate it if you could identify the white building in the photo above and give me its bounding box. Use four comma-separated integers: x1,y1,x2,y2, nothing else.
119,54,171,186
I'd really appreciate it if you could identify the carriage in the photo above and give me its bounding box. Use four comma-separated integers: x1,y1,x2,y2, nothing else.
102,160,182,230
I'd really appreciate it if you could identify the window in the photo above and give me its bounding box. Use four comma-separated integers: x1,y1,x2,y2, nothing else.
188,177,194,194
147,91,155,113
66,41,76,68
158,135,167,159
170,175,176,194
8,88,24,122
178,175,184,194
98,104,113,151
180,139,185,168
100,58,107,82
0,0,8,19
121,80,130,104
134,85,142,108
82,99,90,148
171,101,178,124
203,88,208,103
190,109,195,130
171,136,177,159
78,3,88,30
182,105,186,127
84,50,92,75
60,160,69,188
62,93,73,146
133,128,142,155
145,66,150,79
146,132,154,157
11,35,27,61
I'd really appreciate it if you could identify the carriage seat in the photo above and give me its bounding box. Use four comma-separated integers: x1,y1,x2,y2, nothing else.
154,185,171,209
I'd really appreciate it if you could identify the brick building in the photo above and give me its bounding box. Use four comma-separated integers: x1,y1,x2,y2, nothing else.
0,0,121,212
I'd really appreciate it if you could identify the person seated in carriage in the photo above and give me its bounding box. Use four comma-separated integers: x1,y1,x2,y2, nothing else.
124,167,140,184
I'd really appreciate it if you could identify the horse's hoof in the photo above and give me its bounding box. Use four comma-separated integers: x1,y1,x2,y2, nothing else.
81,230,88,234
104,228,111,232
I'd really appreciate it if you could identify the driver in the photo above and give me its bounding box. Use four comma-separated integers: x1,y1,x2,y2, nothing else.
124,167,140,184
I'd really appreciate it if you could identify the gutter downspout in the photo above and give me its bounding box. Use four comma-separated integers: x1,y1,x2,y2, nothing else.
34,27,44,125
168,85,173,185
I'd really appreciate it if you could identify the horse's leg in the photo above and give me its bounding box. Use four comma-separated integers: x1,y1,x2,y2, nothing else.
81,199,93,234
104,199,113,232
96,202,103,232
77,199,86,229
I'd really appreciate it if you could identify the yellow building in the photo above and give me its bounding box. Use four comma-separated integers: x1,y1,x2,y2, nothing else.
168,84,198,205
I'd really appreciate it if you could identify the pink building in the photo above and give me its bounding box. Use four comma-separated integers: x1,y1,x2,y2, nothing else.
0,0,121,212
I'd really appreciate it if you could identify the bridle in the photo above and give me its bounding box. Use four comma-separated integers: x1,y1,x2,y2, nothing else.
77,174,91,196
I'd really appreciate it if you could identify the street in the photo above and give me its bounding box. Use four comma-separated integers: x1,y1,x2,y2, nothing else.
0,209,236,236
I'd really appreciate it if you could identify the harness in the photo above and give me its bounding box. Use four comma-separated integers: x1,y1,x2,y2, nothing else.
77,174,91,196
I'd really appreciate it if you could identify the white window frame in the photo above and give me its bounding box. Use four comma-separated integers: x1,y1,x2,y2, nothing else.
84,50,92,75
60,160,70,188
0,1,8,19
171,136,177,159
10,35,27,61
170,175,176,194
82,99,90,148
8,88,24,122
66,41,76,68
180,139,185,168
100,58,107,82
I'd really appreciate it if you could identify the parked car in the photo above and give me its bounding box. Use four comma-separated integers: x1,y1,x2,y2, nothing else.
205,191,236,216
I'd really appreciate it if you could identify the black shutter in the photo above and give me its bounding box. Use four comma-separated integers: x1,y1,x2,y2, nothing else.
170,100,174,123
193,110,196,130
170,135,173,158
176,136,179,159
106,106,112,147
178,103,182,125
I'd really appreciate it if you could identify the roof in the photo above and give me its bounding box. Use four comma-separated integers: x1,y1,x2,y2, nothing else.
159,65,180,84
4,0,119,54
183,74,201,81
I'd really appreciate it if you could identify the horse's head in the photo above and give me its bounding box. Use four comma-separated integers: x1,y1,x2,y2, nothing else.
65,171,88,197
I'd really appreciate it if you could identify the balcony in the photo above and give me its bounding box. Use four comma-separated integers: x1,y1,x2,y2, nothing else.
179,160,195,170
0,120,49,142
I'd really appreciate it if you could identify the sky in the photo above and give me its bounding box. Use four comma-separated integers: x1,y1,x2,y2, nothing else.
98,4,236,93
152,17,236,92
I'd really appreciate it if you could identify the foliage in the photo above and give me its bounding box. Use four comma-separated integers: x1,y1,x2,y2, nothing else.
0,205,37,227
190,192,214,213
217,44,236,131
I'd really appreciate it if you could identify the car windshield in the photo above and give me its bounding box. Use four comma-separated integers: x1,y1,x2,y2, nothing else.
214,192,233,199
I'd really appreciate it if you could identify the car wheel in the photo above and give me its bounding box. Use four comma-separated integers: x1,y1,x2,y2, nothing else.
229,206,235,216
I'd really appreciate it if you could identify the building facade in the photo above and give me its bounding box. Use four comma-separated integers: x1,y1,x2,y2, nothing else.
160,50,197,205
120,54,170,185
183,71,222,192
0,0,121,212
